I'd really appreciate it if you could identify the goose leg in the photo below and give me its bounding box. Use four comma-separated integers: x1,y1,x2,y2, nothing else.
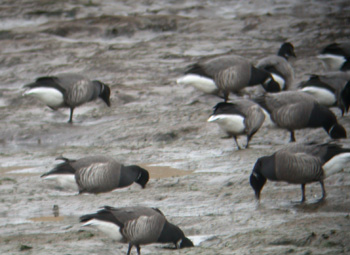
245,135,251,149
290,131,296,142
233,136,241,150
300,184,306,203
223,91,229,102
319,180,327,201
68,107,75,123
127,243,133,255
136,245,141,255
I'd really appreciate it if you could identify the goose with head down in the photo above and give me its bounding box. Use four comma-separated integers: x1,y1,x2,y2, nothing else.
23,73,111,123
177,54,280,101
250,142,350,203
207,100,265,150
41,156,149,194
80,206,194,255
254,91,347,142
256,42,296,91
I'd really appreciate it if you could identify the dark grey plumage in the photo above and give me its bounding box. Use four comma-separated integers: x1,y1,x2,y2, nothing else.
250,142,350,202
299,71,350,115
41,156,149,193
80,206,194,255
207,100,265,150
254,91,347,142
177,55,280,101
256,42,296,90
23,73,111,123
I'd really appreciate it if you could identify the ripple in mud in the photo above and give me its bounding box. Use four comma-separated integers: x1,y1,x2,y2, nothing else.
139,164,192,179
42,15,185,39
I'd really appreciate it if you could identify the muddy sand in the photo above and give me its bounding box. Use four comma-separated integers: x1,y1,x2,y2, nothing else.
1,0,350,254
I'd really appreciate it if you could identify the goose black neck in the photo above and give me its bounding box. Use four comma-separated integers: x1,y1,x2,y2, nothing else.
249,66,270,86
157,221,184,244
307,103,337,131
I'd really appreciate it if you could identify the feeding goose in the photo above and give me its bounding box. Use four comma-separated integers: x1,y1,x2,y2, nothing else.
207,100,265,150
250,142,350,202
177,54,280,101
80,206,194,255
41,156,149,194
299,72,350,115
254,91,347,142
256,42,296,91
23,73,111,123
318,42,350,71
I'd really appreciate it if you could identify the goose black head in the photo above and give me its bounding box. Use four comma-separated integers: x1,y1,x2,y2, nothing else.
278,42,296,60
134,166,150,188
179,237,194,248
329,123,347,139
263,76,281,93
94,80,111,107
249,158,267,200
340,81,350,115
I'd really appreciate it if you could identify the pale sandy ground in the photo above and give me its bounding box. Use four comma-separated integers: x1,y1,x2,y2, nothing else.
1,0,350,254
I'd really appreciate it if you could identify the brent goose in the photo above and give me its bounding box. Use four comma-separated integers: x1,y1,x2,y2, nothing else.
256,42,296,91
207,100,265,150
177,55,280,101
41,156,149,194
318,42,350,71
254,91,347,142
80,206,194,255
23,73,111,123
299,72,350,115
250,142,350,202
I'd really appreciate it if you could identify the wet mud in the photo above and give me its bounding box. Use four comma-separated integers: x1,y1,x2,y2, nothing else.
1,0,350,254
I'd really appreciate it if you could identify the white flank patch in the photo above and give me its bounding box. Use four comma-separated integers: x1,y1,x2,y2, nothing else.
208,114,245,134
176,74,217,94
188,235,215,246
82,219,123,241
271,73,285,90
23,88,64,108
317,54,346,71
42,174,77,190
300,86,336,106
323,153,350,177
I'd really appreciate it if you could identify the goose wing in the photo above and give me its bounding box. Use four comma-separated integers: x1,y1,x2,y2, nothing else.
275,151,324,183
75,158,122,193
122,213,166,245
263,91,316,113
214,62,251,93
104,206,163,224
55,74,95,107
271,101,313,129
187,55,250,78
244,104,266,137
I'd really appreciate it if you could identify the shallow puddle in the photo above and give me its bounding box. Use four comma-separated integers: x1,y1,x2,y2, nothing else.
0,165,41,176
28,216,64,222
139,163,192,179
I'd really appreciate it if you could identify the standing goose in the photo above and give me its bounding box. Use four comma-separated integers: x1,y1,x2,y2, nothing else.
254,91,347,142
299,72,350,115
250,142,350,202
177,55,280,100
41,156,149,194
80,206,194,255
256,42,296,91
318,42,350,71
23,73,111,123
207,100,265,150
